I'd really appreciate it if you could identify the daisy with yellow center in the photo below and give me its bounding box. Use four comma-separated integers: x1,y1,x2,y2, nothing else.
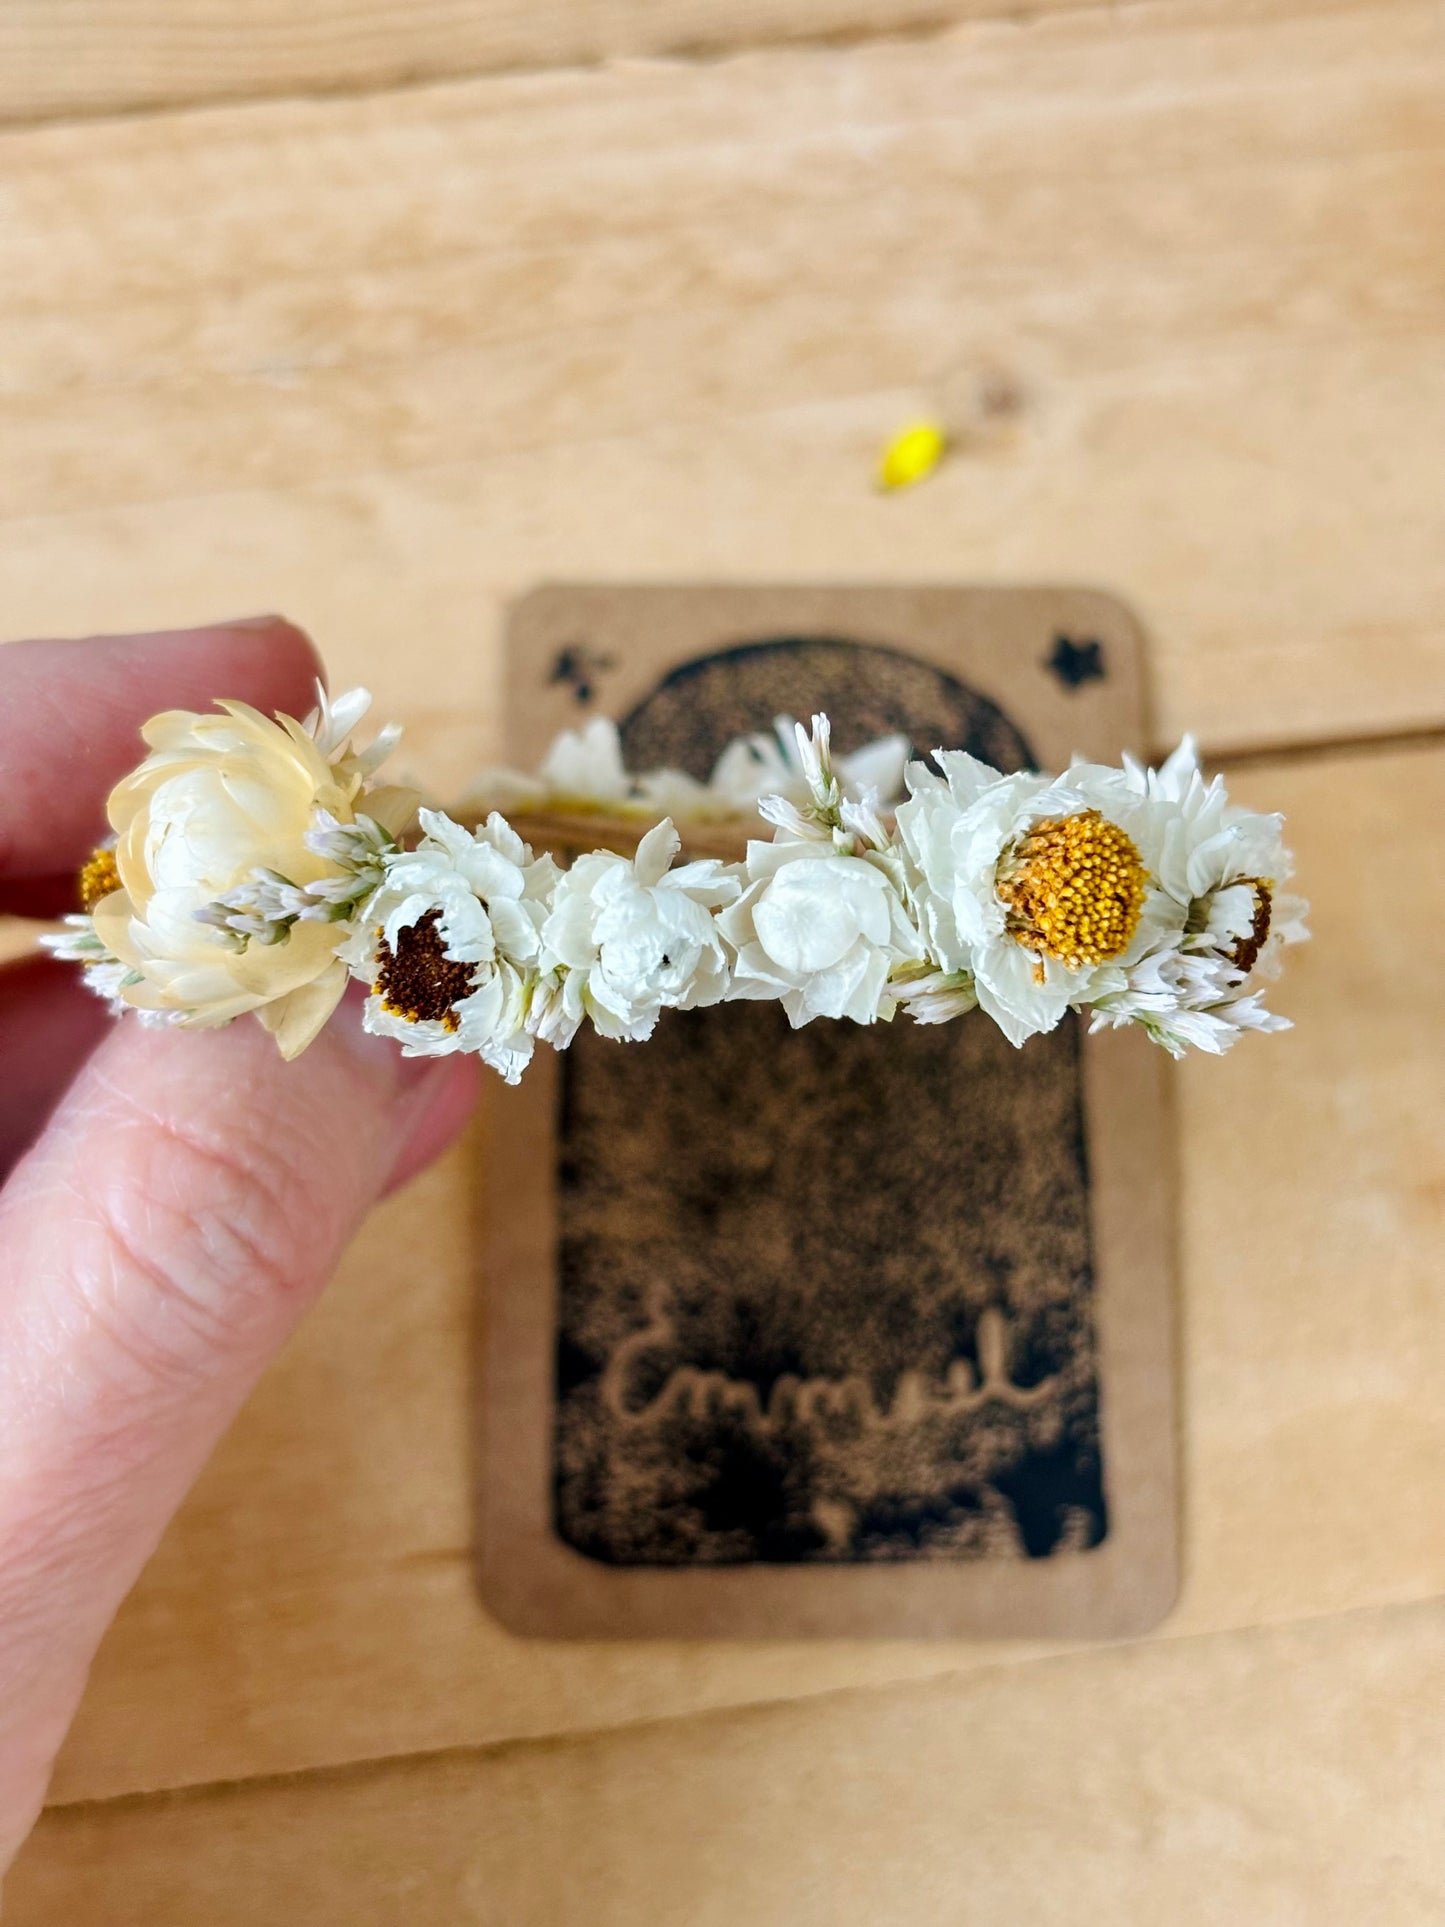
894,753,1170,1046
996,810,1147,973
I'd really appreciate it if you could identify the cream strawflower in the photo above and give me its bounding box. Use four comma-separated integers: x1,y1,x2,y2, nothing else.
340,810,555,1081
90,687,412,1059
531,818,738,1046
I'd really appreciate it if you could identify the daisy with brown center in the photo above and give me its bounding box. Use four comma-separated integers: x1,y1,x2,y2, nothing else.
1086,738,1309,1055
339,809,558,1083
373,910,479,1031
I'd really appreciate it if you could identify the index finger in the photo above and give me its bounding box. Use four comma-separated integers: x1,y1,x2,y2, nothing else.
0,619,324,885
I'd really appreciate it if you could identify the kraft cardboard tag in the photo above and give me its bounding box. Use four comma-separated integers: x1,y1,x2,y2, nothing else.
476,585,1178,1639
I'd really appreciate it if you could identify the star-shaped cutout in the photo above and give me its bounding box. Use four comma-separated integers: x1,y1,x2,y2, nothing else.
1045,634,1106,690
549,643,617,706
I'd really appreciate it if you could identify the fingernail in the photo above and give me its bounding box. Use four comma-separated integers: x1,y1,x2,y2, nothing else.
384,1053,480,1194
319,985,477,1193
215,614,289,632
328,981,436,1095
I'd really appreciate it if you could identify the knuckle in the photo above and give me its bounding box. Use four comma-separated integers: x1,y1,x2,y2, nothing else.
80,1107,312,1399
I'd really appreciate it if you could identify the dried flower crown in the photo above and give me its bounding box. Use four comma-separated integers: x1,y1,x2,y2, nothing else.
48,687,1308,1077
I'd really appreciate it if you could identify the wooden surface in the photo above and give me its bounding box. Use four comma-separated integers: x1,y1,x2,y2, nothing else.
3,0,1444,784
5,0,1445,1917
0,0,1112,126
18,1601,1445,1925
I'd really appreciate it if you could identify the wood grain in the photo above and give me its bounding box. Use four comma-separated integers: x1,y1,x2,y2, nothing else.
14,1598,1445,1923
38,740,1445,1806
2,2,1442,1905
0,0,1114,126
0,0,1442,763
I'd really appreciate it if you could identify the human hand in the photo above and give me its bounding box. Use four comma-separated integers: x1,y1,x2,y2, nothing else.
0,621,478,1868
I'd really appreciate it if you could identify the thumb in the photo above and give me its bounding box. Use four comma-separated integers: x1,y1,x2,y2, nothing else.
0,1001,476,1850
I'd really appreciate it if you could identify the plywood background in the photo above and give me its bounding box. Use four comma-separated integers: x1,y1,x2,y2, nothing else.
3,0,1444,1918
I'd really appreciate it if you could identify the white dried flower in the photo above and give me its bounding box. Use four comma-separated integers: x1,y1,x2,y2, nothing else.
895,753,1177,1047
38,913,171,1023
195,809,401,950
1084,737,1309,1052
886,962,980,1026
470,717,717,821
719,835,923,1028
41,911,115,970
473,712,910,830
1119,736,1309,971
1087,946,1291,1058
537,718,633,804
340,809,556,1081
709,714,908,818
531,819,739,1046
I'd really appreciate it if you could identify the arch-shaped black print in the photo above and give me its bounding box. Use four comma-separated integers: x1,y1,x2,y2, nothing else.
552,637,1108,1565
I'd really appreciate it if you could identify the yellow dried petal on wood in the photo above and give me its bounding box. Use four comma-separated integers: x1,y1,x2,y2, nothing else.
876,420,947,492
